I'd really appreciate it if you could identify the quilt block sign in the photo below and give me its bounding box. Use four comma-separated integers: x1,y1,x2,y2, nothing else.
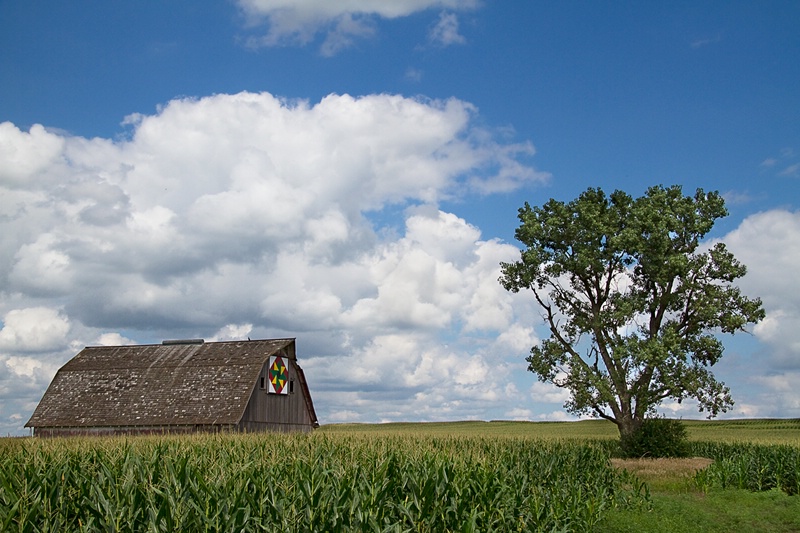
268,356,289,395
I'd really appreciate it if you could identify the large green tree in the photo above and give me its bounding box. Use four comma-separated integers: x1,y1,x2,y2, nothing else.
499,185,764,440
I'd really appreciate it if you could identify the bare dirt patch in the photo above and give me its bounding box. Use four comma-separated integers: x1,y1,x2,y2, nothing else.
611,457,713,482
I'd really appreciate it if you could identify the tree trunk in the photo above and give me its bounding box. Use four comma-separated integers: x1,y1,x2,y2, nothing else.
616,413,642,443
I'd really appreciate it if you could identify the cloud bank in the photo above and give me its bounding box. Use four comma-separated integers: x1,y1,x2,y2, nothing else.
0,91,548,434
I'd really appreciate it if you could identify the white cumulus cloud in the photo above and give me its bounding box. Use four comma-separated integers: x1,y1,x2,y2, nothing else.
0,308,71,353
719,209,800,370
698,208,800,419
0,90,546,434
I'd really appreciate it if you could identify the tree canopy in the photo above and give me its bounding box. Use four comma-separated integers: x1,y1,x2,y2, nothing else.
499,185,765,439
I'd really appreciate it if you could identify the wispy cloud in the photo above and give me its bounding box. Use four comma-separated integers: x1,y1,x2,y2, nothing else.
238,0,479,54
691,32,722,49
319,14,376,57
405,67,424,82
429,12,467,46
721,190,753,206
778,163,800,178
762,146,798,177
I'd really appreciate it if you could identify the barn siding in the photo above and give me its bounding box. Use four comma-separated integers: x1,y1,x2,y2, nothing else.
238,358,315,433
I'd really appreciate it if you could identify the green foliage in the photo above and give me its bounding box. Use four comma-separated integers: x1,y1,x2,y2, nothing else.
0,433,648,532
499,185,765,439
619,418,690,458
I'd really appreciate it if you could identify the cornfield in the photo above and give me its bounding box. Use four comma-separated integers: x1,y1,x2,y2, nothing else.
691,441,800,495
0,433,648,532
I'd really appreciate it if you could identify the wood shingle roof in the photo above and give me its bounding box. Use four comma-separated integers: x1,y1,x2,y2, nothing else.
26,338,298,429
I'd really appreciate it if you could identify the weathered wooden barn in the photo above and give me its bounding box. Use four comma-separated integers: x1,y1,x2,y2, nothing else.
25,338,318,437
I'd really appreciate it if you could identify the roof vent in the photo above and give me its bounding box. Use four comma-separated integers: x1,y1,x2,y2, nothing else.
162,339,205,345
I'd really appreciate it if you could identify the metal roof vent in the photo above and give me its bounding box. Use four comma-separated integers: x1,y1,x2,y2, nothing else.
162,339,205,345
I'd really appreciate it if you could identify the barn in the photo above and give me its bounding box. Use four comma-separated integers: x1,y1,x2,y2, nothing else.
25,338,318,436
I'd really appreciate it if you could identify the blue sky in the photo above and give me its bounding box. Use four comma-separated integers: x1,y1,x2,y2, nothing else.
1,1,799,434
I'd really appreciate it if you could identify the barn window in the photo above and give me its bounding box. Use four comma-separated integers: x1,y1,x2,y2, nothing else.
290,379,295,394
260,376,265,389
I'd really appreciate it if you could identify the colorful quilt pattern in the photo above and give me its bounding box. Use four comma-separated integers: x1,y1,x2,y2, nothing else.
268,355,289,395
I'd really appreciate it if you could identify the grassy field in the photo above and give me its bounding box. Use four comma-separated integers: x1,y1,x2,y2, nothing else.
1,419,798,532
322,418,800,445
681,418,800,444
321,419,622,440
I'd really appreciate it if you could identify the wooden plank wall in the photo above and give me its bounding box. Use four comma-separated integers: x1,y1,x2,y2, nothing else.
239,354,314,432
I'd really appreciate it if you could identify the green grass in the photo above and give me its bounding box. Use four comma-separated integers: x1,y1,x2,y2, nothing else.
601,455,800,532
597,488,800,533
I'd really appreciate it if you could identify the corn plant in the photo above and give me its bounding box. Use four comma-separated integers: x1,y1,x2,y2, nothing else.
0,433,649,532
692,441,800,495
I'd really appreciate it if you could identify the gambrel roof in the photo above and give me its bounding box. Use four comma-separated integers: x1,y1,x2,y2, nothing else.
26,338,313,429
